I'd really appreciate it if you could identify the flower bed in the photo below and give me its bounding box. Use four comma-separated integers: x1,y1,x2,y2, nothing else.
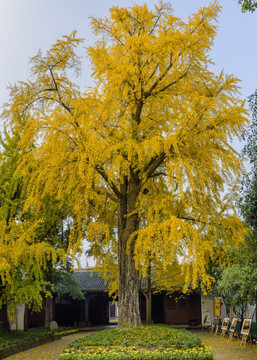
58,325,213,360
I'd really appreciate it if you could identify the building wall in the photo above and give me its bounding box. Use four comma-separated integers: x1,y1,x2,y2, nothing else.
201,295,213,326
16,304,25,330
28,306,45,328
164,292,201,325
7,304,25,331
139,293,164,324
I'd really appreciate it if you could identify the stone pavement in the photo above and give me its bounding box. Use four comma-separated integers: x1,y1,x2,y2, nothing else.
4,331,92,360
190,329,257,360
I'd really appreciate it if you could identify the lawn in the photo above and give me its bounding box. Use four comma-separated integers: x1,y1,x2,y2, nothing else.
58,325,213,360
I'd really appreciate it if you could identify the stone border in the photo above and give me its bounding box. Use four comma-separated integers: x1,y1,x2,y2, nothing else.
0,334,61,359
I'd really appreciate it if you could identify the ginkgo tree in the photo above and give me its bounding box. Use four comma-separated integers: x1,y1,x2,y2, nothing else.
0,119,76,330
4,1,248,328
0,120,61,331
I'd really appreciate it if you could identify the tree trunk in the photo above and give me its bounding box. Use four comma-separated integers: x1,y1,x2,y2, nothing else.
24,304,28,331
84,297,91,327
44,294,53,328
255,292,257,322
118,177,141,328
146,262,152,325
245,298,248,318
146,292,152,325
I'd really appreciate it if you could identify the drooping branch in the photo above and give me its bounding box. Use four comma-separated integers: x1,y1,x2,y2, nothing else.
40,126,78,149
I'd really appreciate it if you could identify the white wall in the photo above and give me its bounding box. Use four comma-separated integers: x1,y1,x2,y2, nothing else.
201,295,213,325
8,304,25,331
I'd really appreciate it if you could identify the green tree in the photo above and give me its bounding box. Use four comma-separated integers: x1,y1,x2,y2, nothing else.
217,90,257,321
0,121,51,331
53,261,85,301
4,2,247,328
216,239,257,321
241,90,257,231
238,0,257,12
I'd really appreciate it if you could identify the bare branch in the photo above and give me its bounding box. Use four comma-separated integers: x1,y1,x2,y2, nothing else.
48,66,71,113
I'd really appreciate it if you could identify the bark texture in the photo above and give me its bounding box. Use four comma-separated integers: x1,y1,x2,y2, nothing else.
84,297,91,327
146,263,152,325
118,176,141,328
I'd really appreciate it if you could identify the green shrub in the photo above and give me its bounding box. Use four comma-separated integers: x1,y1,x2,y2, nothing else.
67,325,201,348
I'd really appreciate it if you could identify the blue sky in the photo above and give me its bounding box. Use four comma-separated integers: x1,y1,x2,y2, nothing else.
0,0,256,108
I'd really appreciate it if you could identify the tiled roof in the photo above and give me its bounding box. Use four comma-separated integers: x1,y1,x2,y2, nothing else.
73,270,109,291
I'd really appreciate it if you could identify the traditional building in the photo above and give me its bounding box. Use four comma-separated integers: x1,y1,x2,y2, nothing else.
27,270,202,328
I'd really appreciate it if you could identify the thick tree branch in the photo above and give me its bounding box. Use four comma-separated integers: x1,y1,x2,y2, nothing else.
146,62,160,86
144,152,166,180
107,192,118,203
149,172,167,178
144,54,173,98
157,69,190,95
95,165,121,199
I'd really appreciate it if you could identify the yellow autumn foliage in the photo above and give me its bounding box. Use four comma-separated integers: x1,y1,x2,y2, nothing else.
3,1,248,315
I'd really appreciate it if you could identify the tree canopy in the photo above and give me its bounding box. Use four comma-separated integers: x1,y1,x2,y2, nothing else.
3,1,248,328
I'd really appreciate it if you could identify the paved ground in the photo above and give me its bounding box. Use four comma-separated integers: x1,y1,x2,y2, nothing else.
5,331,92,360
191,329,257,360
